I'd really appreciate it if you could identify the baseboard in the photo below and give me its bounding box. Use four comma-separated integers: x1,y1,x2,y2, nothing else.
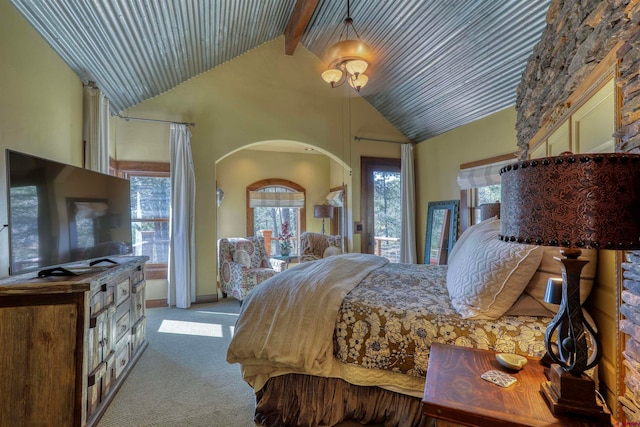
146,299,168,308
195,294,219,304
145,294,219,308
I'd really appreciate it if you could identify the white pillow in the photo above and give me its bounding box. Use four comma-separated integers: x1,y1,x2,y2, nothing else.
233,249,251,268
446,219,543,319
448,217,498,265
323,246,342,258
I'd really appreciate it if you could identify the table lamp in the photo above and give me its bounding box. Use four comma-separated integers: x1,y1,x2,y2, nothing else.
314,204,334,235
500,152,640,421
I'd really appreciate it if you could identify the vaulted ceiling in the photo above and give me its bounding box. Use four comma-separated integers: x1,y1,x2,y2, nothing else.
10,0,551,143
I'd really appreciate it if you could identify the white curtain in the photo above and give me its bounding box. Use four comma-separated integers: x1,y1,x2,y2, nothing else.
168,124,196,309
400,143,417,263
83,86,110,174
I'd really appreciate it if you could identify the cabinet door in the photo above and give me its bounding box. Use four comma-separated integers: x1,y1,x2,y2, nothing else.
89,309,107,371
0,302,79,427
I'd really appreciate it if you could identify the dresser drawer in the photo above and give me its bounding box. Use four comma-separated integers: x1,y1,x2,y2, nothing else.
87,360,107,417
131,264,145,285
131,316,146,353
132,280,146,322
114,333,131,379
115,309,130,343
115,277,130,307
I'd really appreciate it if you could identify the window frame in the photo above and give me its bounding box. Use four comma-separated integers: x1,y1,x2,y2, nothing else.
246,179,307,254
459,153,514,232
114,160,170,280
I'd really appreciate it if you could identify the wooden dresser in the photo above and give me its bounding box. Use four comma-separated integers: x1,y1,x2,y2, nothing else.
0,256,148,427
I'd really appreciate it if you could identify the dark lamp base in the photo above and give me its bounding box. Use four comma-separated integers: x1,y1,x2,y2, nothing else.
540,364,609,423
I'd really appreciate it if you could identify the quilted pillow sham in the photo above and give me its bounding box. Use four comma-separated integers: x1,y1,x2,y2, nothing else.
446,219,543,319
448,216,498,265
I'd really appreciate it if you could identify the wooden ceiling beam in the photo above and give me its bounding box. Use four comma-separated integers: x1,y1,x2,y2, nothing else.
284,0,320,55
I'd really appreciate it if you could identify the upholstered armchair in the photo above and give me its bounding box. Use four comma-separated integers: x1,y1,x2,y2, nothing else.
299,232,343,263
218,237,284,302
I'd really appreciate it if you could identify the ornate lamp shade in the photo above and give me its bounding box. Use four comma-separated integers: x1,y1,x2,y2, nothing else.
500,153,640,250
499,152,640,420
314,205,334,219
314,205,334,235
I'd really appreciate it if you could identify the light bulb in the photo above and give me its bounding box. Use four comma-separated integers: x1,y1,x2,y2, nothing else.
345,59,368,76
321,69,343,85
348,73,368,91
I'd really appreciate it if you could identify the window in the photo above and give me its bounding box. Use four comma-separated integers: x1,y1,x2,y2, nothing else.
473,184,501,224
246,179,306,256
458,154,513,231
115,161,170,279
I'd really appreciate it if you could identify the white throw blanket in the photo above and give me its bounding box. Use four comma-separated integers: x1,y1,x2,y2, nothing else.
226,253,389,392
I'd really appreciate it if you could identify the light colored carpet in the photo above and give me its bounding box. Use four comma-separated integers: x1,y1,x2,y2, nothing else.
97,298,377,427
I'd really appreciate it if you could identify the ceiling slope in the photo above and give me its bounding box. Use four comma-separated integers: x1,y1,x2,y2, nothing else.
10,0,551,143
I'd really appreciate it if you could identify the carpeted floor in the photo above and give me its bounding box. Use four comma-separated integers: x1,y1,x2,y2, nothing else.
98,298,256,427
97,298,374,427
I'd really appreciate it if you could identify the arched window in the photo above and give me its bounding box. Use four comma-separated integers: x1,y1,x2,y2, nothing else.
246,179,306,256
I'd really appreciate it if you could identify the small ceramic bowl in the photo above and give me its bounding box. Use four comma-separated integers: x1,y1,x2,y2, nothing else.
495,353,528,370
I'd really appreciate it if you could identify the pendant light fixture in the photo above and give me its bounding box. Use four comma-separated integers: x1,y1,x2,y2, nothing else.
321,0,372,92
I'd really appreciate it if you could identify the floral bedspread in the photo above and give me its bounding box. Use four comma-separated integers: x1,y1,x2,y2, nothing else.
333,263,550,377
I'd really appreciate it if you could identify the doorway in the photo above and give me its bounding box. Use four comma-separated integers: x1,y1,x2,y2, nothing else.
360,157,401,262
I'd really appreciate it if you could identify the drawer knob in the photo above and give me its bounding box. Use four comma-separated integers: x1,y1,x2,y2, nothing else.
137,304,142,309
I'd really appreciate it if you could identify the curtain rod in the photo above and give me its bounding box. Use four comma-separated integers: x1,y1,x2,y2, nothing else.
116,113,195,127
354,136,411,144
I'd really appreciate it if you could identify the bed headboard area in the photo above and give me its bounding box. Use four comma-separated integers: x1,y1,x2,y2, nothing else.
513,0,640,420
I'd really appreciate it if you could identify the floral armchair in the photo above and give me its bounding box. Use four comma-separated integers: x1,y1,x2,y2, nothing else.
299,232,343,263
218,237,285,302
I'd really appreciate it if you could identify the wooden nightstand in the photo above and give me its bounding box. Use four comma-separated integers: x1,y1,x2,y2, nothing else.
422,343,609,426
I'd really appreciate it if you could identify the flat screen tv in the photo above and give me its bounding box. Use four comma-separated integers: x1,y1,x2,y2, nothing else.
6,149,132,275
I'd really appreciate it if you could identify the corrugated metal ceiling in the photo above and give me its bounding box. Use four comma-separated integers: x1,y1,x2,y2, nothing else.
10,0,551,143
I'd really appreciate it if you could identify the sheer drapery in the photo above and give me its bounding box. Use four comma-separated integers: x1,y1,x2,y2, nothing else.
82,86,110,174
168,124,196,308
400,143,417,263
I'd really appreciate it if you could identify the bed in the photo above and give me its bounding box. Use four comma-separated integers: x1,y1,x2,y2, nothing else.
227,218,597,427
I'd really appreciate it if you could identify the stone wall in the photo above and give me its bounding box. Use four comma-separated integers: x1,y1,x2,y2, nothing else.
515,0,640,156
515,0,640,422
617,26,640,153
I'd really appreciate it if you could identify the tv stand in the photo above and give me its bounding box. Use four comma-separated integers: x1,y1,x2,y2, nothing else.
0,256,148,427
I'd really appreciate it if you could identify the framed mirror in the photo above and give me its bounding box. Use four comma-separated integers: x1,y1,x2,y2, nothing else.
424,200,459,265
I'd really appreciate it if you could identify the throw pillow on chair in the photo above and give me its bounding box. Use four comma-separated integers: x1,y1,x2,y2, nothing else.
233,250,251,268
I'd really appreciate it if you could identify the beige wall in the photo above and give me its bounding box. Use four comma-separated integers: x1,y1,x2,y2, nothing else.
118,37,405,300
216,148,332,238
0,0,83,278
414,107,517,263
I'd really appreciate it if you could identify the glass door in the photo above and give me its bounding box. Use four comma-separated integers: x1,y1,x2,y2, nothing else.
360,157,401,262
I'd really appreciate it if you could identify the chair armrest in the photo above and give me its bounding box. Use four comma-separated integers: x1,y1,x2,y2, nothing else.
299,254,321,263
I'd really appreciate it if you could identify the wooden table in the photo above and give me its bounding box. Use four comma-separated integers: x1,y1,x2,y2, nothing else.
422,343,609,426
